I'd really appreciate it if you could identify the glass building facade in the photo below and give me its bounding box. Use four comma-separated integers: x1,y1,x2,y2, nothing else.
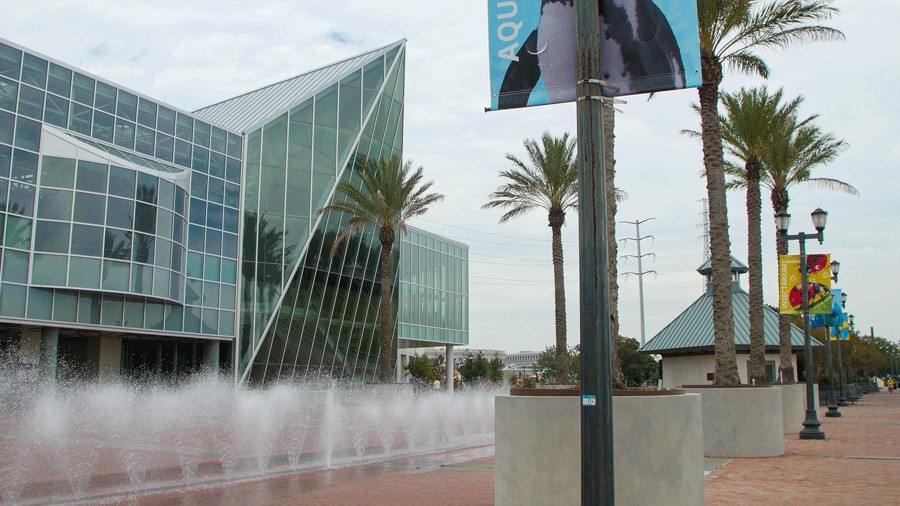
0,38,467,383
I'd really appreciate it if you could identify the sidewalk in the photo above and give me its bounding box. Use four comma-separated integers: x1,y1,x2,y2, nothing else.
125,389,899,506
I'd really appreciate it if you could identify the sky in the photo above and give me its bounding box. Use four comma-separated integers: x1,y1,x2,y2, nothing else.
2,0,897,354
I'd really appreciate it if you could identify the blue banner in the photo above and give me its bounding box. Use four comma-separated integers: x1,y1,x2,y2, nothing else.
487,0,702,110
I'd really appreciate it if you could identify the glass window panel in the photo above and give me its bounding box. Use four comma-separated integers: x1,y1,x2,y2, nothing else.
104,228,132,260
116,90,137,121
155,132,174,162
146,302,165,329
175,112,193,141
155,105,175,134
158,179,174,211
72,73,94,105
202,281,219,307
0,43,22,80
9,182,35,216
223,207,238,234
31,253,67,285
137,98,157,128
191,171,207,200
11,149,38,183
186,251,203,279
209,177,226,206
175,187,186,217
202,308,218,334
91,110,114,142
155,238,171,268
184,306,201,333
174,139,191,167
185,278,201,305
132,232,155,265
219,310,234,336
14,116,41,152
226,132,242,158
17,84,44,120
114,119,135,149
193,121,210,147
192,146,209,173
0,284,26,318
131,263,152,294
206,202,223,229
21,53,47,89
224,182,239,209
339,71,362,132
106,196,134,229
2,249,29,283
189,197,205,225
313,125,336,179
204,255,220,281
220,285,235,309
3,215,31,249
205,228,222,255
53,291,78,322
69,256,101,288
108,165,135,199
134,201,156,234
47,63,72,98
210,127,227,153
123,300,144,328
156,208,173,238
94,81,117,114
164,304,183,331
136,172,157,203
101,294,124,326
73,191,105,224
315,84,338,125
225,156,241,184
37,188,73,220
71,223,103,256
43,93,69,128
209,151,225,179
102,259,130,293
0,144,9,179
0,177,7,210
134,125,154,155
0,77,17,113
68,101,92,135
76,160,108,193
171,243,183,271
77,292,101,323
222,232,237,258
0,109,12,144
221,258,237,284
27,289,53,322
188,224,204,251
152,267,170,298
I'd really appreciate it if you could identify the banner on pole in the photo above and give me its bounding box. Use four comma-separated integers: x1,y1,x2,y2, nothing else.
778,254,832,315
486,0,702,110
831,312,851,341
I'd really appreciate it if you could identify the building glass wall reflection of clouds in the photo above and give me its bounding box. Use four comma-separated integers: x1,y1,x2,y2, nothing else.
0,38,467,383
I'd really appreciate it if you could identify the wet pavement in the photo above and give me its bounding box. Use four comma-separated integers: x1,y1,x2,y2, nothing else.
116,388,899,505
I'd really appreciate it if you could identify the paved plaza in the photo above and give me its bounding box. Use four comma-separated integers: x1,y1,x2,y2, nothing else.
112,388,899,506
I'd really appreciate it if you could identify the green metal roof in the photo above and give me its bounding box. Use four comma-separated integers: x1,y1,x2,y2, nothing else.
696,255,749,275
638,284,820,354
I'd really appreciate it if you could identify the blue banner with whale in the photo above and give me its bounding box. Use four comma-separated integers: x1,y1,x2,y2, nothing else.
487,0,702,110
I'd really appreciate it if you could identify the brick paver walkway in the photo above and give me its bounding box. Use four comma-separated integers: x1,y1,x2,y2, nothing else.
122,389,899,505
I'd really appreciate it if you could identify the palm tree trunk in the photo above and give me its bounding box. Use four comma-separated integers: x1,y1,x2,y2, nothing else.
378,226,396,382
772,188,795,382
549,210,568,384
604,102,624,389
699,54,740,385
746,156,766,384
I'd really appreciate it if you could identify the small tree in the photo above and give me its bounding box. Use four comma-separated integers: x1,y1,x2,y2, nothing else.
617,336,660,387
405,354,436,383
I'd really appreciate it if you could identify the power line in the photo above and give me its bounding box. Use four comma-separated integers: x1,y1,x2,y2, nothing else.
414,217,578,246
621,218,656,346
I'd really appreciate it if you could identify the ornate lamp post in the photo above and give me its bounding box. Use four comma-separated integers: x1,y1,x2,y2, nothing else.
836,294,849,406
776,208,828,440
824,260,841,417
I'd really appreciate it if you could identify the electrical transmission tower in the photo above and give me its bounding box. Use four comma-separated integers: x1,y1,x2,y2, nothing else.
621,218,656,346
699,198,710,262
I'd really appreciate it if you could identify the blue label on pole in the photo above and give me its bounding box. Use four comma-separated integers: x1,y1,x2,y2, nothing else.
582,395,597,407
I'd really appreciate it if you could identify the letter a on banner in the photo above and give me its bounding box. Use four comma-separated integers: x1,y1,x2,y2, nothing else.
486,0,702,110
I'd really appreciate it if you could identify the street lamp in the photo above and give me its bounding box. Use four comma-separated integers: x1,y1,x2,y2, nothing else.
824,260,841,418
776,208,827,440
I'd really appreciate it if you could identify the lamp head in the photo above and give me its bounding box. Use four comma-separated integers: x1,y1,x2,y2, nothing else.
841,291,848,306
830,260,840,281
774,210,791,234
811,208,828,232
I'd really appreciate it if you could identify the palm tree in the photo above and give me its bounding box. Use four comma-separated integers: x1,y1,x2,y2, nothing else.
484,132,578,385
320,154,444,382
727,115,853,382
718,86,803,385
695,0,842,385
603,102,625,389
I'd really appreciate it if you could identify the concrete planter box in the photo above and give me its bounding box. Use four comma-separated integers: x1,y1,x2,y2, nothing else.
495,392,703,506
779,383,819,434
682,386,784,457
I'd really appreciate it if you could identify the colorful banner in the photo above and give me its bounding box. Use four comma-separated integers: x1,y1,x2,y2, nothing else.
487,0,702,110
778,254,832,315
831,312,851,341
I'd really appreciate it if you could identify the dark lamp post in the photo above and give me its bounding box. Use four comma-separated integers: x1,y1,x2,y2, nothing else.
825,259,841,418
830,261,840,282
836,300,850,407
778,208,828,440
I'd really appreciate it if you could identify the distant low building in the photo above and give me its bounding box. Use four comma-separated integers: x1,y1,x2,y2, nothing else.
639,257,821,388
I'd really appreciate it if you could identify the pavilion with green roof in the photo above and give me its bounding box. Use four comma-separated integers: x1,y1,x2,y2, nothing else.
638,256,821,388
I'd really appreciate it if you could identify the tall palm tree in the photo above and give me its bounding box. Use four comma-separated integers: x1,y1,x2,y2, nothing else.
718,86,802,384
696,0,842,385
320,154,444,382
484,132,578,385
727,116,853,381
603,102,625,389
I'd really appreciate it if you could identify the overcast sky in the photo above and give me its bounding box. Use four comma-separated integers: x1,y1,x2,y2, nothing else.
2,0,897,353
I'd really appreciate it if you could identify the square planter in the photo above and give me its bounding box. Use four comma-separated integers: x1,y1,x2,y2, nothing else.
682,386,784,457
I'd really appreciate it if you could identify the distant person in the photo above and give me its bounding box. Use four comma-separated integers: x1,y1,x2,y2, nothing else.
888,377,894,393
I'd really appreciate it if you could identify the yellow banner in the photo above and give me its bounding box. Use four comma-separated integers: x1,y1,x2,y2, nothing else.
778,254,832,315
